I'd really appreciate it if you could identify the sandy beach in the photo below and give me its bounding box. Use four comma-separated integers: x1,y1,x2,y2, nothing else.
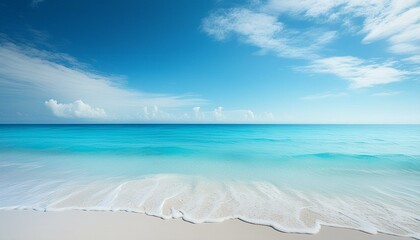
1,0,420,238
0,210,413,240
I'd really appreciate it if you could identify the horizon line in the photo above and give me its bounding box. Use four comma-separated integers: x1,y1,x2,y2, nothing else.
1,123,419,125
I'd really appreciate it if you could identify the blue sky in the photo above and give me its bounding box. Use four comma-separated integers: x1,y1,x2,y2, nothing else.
0,0,419,123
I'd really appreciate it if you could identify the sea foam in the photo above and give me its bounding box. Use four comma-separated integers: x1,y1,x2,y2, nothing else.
0,124,419,239
1,174,419,239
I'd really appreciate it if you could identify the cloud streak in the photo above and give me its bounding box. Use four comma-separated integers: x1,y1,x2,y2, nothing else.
265,0,420,57
202,8,336,59
301,92,348,100
0,41,272,123
305,56,408,88
203,0,419,88
371,91,401,97
0,41,205,122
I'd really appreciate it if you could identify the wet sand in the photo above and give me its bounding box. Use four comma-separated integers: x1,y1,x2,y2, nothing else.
0,210,414,240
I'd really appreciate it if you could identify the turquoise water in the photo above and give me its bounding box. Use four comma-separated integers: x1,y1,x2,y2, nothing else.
0,124,419,238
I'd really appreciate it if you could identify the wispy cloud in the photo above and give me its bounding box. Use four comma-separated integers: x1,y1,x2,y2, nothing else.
0,41,205,122
203,0,420,60
304,56,408,88
404,55,420,64
264,0,420,58
203,0,419,89
202,8,336,59
301,92,348,100
371,91,401,97
0,40,274,123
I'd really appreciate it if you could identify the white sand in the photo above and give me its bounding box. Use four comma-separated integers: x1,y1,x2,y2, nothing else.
0,210,413,240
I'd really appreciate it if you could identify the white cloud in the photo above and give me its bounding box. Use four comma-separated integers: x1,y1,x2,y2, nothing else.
361,3,419,47
305,56,408,88
0,41,274,123
141,105,160,120
193,106,203,120
202,8,336,59
245,110,255,120
371,91,401,97
263,112,275,120
264,0,343,17
44,99,106,119
192,106,200,112
203,8,283,41
212,107,258,122
301,92,348,100
0,42,205,122
264,0,420,57
213,106,225,120
404,55,420,64
185,107,260,122
195,107,264,122
203,0,419,88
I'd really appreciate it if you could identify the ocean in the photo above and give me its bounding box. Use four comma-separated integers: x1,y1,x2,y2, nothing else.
0,124,419,238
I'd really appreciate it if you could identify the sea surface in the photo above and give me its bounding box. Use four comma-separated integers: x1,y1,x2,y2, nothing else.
0,124,419,238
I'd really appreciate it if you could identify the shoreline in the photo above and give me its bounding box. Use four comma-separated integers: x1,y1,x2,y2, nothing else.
0,209,414,240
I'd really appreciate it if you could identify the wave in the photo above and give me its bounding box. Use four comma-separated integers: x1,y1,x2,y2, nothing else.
0,174,419,239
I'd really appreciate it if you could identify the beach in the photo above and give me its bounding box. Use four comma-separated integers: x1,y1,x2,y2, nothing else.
0,210,414,240
2,0,420,238
0,125,419,239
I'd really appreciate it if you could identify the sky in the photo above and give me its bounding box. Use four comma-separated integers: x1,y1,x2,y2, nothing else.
0,0,419,123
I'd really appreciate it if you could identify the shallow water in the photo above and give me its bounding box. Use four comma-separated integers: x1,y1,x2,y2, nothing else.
0,124,419,238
